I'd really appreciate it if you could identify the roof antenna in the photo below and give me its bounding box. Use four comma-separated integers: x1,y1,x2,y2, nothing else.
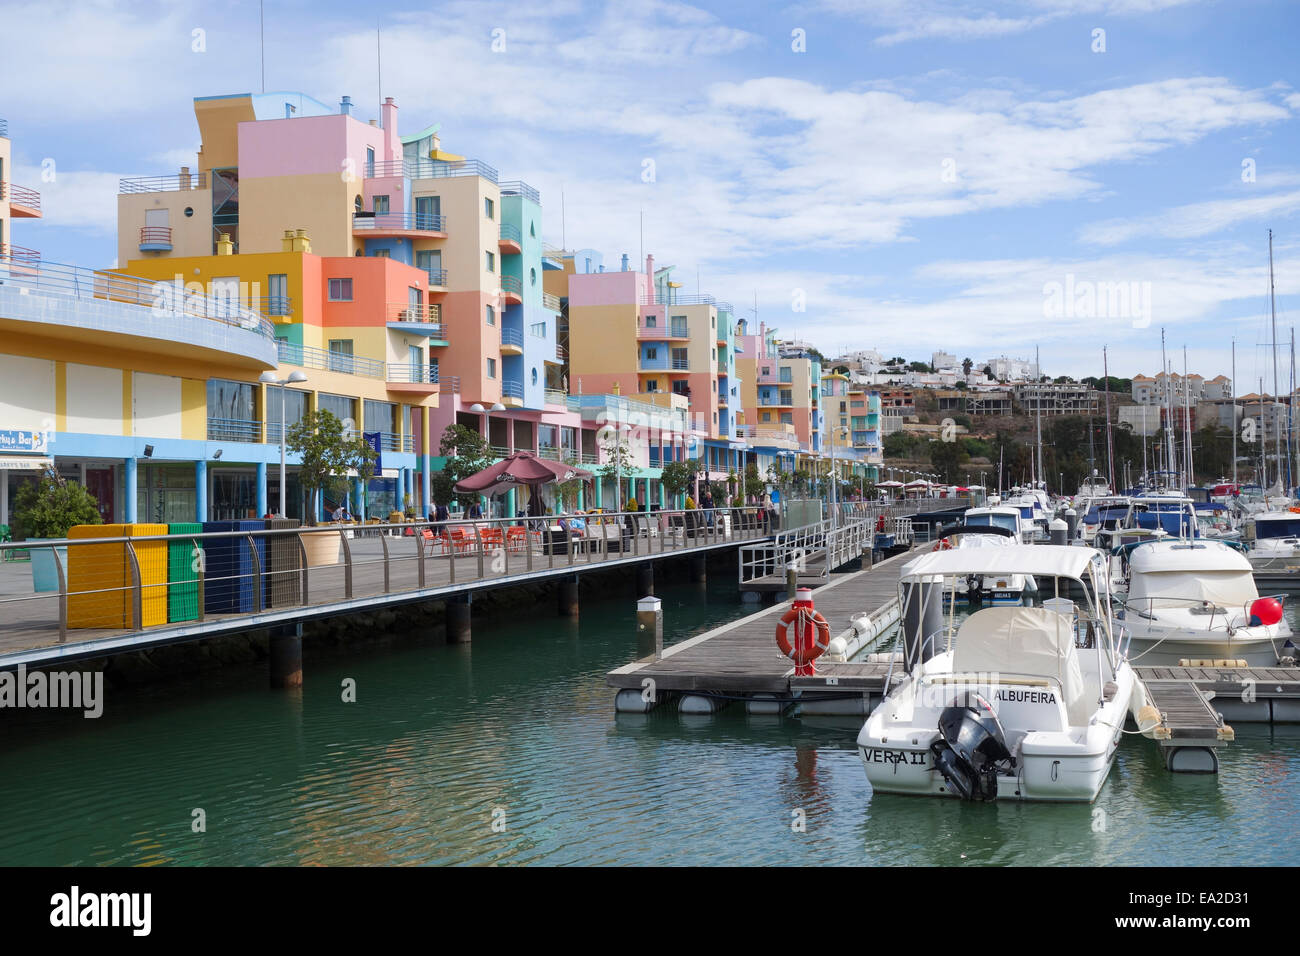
377,18,383,113
561,185,566,251
259,0,266,93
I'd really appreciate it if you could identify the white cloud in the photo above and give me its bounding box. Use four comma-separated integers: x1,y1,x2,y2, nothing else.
1080,189,1300,244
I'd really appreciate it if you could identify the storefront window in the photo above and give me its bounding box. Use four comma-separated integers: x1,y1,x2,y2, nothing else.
137,464,198,524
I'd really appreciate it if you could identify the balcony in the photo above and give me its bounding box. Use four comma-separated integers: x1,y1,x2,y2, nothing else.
500,274,523,305
119,171,208,193
386,363,440,393
758,396,794,408
638,293,716,306
0,258,276,370
254,295,293,320
367,158,499,183
2,181,41,218
138,226,172,252
500,326,524,355
501,379,524,407
542,245,566,270
0,242,40,271
369,431,414,453
0,119,7,138
386,302,447,342
756,366,779,385
498,223,522,254
422,269,449,292
500,181,540,204
207,418,262,443
351,212,447,238
636,322,690,341
671,357,690,371
542,291,561,312
277,340,385,379
544,388,568,407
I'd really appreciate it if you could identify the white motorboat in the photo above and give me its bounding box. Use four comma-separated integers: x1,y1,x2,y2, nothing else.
858,545,1138,802
1002,486,1051,542
1245,510,1300,574
1117,539,1291,666
938,510,1035,604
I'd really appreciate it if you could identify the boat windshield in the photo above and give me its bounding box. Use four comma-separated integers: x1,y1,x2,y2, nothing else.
1132,509,1197,537
965,513,1019,533
1256,517,1300,539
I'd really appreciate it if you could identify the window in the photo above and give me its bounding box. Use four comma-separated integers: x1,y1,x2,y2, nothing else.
671,347,688,370
485,305,495,326
781,412,793,425
328,278,353,301
672,379,689,396
365,147,375,178
779,366,792,383
761,412,771,422
485,251,495,272
487,358,497,379
529,267,537,286
370,248,390,258
646,314,657,328
364,399,397,435
645,380,658,392
531,368,538,386
318,392,355,423
328,339,354,373
670,314,688,336
840,401,847,412
372,195,390,214
712,316,716,328
207,379,257,423
417,249,442,283
267,274,289,315
530,322,547,337
530,222,536,237
485,198,495,219
646,347,658,360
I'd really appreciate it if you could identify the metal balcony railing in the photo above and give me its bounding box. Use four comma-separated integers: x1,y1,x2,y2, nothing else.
1,181,41,212
139,226,172,247
0,258,273,339
501,379,524,399
256,295,293,317
207,418,262,443
351,212,446,233
366,158,499,183
639,293,716,306
369,431,413,453
542,244,566,262
0,119,7,138
671,358,690,370
499,223,521,245
544,389,567,406
0,242,39,266
499,181,540,203
500,274,522,297
119,172,208,193
500,327,524,349
386,364,440,385
542,291,561,312
276,340,385,379
423,269,449,288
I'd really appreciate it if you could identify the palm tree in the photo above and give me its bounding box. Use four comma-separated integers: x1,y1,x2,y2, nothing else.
962,357,973,379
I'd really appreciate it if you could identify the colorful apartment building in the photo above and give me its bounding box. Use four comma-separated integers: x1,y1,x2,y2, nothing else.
0,116,41,270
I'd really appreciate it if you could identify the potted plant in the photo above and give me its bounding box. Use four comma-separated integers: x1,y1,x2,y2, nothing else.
287,409,378,566
11,469,101,592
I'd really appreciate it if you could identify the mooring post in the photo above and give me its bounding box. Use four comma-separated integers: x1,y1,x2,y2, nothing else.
861,545,873,571
691,553,707,584
270,621,304,689
558,575,580,617
447,594,472,643
636,562,654,596
637,594,663,658
786,565,798,602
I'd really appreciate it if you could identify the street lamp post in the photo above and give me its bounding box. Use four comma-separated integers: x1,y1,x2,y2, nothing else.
259,369,308,518
470,402,507,514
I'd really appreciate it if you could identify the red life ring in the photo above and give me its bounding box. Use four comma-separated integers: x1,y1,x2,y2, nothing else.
775,607,831,666
932,537,953,552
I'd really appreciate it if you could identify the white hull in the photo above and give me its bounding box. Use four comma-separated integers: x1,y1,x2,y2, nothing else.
1124,630,1281,666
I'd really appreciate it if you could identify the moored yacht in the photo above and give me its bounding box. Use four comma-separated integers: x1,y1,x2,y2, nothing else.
857,545,1138,802
935,518,1031,605
1118,539,1291,666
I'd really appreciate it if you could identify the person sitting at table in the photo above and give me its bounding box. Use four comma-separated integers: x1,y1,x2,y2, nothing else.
468,501,484,519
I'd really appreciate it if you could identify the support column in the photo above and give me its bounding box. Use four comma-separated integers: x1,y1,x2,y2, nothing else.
195,459,207,522
269,622,303,689
636,595,663,658
447,595,472,643
353,478,365,521
422,408,432,517
636,562,654,596
577,484,585,510
691,553,707,583
658,481,665,509
594,478,603,509
558,576,579,617
124,457,138,523
506,488,517,518
0,468,7,526
256,461,268,518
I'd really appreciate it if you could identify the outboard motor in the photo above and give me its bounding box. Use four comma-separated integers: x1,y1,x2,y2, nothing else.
929,695,1013,801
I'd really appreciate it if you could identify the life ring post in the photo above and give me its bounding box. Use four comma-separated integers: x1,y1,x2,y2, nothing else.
776,588,831,677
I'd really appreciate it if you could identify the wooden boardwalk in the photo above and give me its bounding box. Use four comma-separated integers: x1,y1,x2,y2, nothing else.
608,548,914,697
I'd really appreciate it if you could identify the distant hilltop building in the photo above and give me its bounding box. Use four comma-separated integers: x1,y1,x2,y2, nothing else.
931,350,958,371
1131,371,1231,405
981,355,1040,383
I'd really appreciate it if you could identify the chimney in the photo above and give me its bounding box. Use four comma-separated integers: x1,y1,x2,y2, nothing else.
216,233,233,256
381,96,399,162
292,228,311,253
340,95,353,116
281,229,295,252
620,254,628,272
180,166,191,190
645,253,654,276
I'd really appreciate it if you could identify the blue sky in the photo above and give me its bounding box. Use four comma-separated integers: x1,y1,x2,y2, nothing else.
4,0,1300,385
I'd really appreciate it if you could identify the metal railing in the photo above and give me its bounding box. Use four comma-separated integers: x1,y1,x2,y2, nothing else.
119,171,208,193
500,327,524,349
370,431,413,453
499,223,521,245
207,417,262,442
386,363,440,385
0,119,7,138
388,301,443,329
638,293,717,306
367,158,499,183
138,226,172,247
256,294,293,317
544,388,567,406
352,212,447,233
500,274,522,297
0,242,40,267
500,181,540,203
542,291,561,312
0,258,275,340
501,379,524,399
542,245,567,262
423,269,449,288
0,508,772,648
671,358,690,370
277,340,386,379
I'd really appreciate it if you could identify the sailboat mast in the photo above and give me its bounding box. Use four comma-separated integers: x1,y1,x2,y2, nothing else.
1160,328,1171,489
1231,337,1237,488
1183,345,1192,487
1291,327,1296,491
1035,345,1043,490
1271,228,1281,491
1104,346,1114,490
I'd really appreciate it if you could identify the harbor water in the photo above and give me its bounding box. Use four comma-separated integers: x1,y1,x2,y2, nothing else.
1,577,1298,866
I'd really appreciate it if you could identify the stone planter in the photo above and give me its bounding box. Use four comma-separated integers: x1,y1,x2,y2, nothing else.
301,529,342,567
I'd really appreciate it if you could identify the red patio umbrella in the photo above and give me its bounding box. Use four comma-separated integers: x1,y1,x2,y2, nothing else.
453,450,594,495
